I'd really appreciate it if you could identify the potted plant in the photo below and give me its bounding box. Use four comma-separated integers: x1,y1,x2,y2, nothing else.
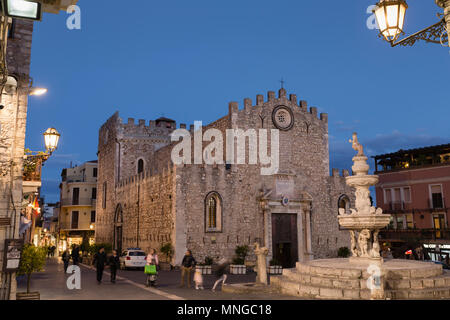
159,243,174,271
338,246,350,258
16,244,47,300
230,245,248,275
268,258,283,275
197,256,213,275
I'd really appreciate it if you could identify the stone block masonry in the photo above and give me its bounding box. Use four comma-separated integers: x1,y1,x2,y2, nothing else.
0,19,34,300
96,88,354,266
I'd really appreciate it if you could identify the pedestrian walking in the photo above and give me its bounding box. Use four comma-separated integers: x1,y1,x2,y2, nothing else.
145,248,159,287
93,247,107,284
212,258,229,292
179,250,196,288
108,250,120,283
193,268,204,290
71,245,80,266
62,249,70,273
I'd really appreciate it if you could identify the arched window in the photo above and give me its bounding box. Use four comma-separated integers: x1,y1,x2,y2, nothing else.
338,195,350,214
205,192,222,232
137,159,144,174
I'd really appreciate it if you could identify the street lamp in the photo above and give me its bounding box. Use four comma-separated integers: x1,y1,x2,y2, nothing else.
43,127,60,155
0,0,42,21
373,0,408,42
29,87,47,96
373,0,449,47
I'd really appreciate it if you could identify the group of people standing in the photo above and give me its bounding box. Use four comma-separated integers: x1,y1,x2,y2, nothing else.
181,250,230,292
61,245,80,272
92,247,121,284
61,246,231,291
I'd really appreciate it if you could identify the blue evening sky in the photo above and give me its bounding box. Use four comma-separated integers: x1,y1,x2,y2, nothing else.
24,0,450,202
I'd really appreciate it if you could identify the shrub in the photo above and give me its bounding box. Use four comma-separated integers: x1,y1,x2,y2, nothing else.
18,244,47,293
232,245,249,265
204,256,214,265
269,258,281,266
88,243,112,256
160,243,174,262
338,247,351,258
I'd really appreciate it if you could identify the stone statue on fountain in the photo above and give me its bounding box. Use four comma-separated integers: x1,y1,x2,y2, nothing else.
338,133,391,264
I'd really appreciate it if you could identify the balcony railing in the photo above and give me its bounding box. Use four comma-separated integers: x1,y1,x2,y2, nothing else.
61,198,96,207
380,228,450,241
23,155,44,182
64,175,84,183
59,222,93,231
383,201,414,213
429,197,445,210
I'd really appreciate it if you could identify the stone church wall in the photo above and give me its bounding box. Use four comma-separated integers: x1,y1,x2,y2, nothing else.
96,88,355,265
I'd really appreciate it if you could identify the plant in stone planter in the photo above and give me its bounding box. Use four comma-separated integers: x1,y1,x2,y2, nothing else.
160,243,174,270
268,258,283,275
197,256,213,275
230,245,249,274
17,244,47,300
338,247,351,258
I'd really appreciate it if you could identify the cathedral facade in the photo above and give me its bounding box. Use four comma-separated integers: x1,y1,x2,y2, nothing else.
95,88,353,267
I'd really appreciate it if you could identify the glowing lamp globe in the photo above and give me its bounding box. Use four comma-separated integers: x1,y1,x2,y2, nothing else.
43,128,60,153
1,0,42,21
373,0,408,42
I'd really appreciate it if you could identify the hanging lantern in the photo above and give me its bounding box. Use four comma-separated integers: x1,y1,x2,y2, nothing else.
43,127,60,154
373,0,408,43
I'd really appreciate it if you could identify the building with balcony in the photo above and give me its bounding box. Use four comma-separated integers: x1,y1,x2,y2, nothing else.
373,144,450,261
58,161,98,252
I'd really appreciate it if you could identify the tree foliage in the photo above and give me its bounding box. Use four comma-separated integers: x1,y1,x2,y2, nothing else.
18,244,47,293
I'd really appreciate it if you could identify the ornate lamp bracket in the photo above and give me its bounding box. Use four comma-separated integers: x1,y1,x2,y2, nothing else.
389,18,448,47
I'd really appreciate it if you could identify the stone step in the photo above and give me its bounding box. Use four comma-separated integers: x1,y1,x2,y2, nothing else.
386,274,450,290
274,276,450,300
285,268,450,290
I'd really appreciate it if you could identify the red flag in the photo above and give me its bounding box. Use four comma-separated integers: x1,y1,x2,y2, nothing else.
32,197,40,216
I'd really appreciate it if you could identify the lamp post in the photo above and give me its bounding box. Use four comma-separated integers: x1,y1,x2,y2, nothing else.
373,0,449,47
25,128,60,244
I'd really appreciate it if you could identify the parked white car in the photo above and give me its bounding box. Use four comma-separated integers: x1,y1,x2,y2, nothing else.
119,248,147,270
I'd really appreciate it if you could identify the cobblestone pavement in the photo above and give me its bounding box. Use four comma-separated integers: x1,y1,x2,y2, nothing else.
16,258,299,300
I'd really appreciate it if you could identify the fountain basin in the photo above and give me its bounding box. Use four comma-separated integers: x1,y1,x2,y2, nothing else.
345,175,379,188
338,214,391,230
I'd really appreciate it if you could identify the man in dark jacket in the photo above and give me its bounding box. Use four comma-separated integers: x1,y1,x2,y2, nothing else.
179,250,196,288
71,246,80,266
93,247,107,284
108,250,120,283
62,250,70,273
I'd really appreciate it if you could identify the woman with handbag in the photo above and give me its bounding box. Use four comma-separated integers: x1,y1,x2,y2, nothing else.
145,248,159,287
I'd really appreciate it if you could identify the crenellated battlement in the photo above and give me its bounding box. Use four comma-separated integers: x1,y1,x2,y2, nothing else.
331,168,350,178
121,116,176,131
227,89,328,123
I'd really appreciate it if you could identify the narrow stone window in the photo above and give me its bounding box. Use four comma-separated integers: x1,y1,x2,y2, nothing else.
205,192,222,232
208,197,217,229
137,159,144,174
102,182,107,209
338,195,350,214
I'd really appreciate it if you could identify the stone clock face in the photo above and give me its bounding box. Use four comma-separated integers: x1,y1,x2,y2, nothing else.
272,106,294,131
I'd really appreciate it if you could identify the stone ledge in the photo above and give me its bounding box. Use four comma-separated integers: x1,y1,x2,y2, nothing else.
222,283,281,295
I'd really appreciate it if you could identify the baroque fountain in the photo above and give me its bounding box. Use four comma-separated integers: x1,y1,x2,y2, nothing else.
338,133,391,265
270,133,450,300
